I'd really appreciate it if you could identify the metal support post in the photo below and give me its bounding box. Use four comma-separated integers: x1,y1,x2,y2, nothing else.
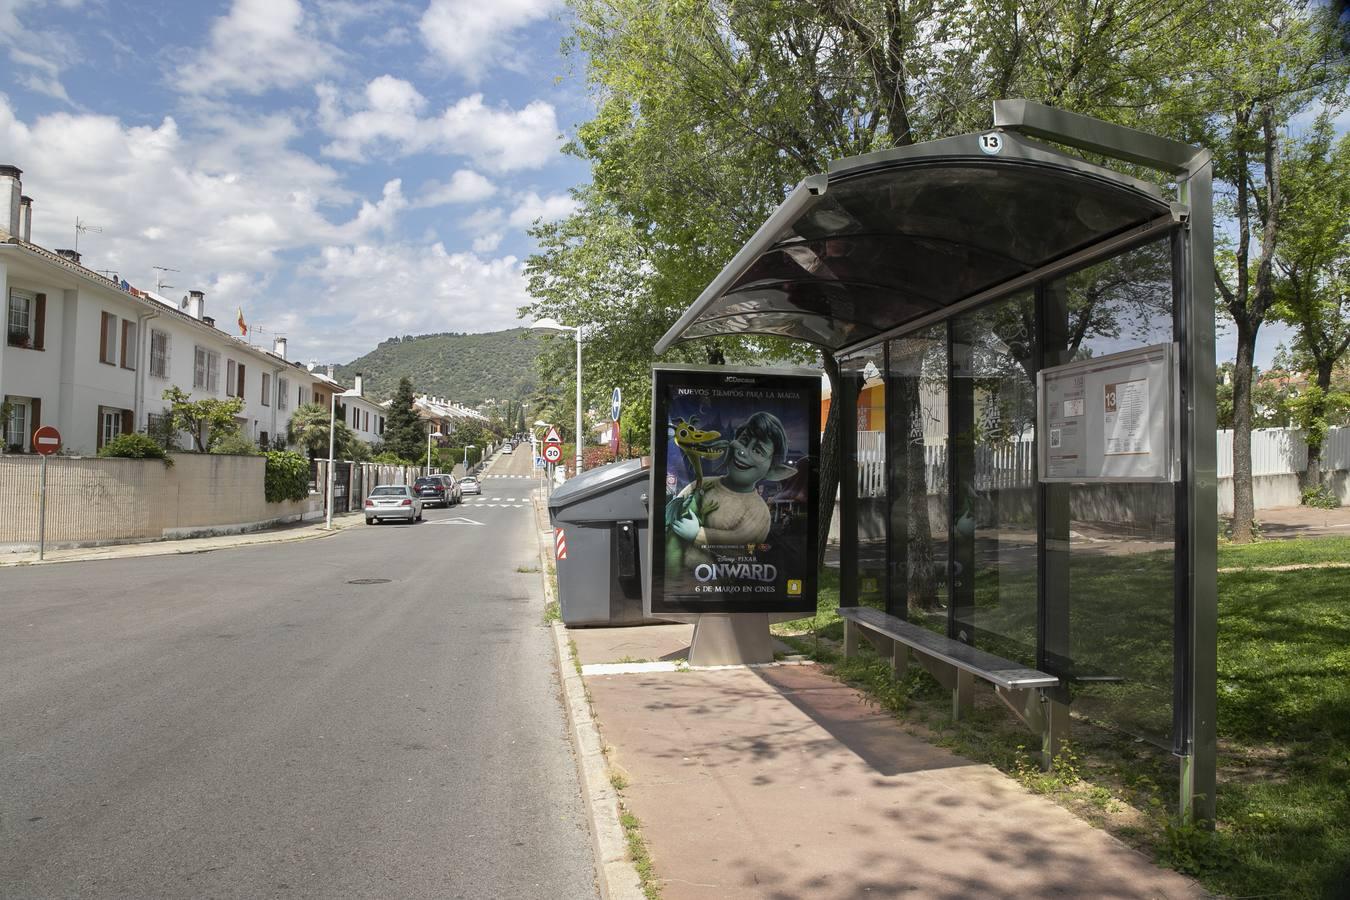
38,453,48,560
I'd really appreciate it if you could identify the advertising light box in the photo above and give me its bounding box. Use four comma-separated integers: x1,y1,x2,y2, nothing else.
1038,342,1180,483
648,365,820,615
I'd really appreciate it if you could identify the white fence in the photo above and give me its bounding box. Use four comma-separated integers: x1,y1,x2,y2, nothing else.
857,426,1350,496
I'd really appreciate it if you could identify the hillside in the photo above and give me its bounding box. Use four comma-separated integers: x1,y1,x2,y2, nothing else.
335,328,541,406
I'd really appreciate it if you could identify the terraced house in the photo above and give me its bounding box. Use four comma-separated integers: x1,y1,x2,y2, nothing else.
0,164,332,456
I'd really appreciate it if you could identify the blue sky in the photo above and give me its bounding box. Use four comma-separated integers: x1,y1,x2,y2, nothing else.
0,0,1315,370
0,0,591,364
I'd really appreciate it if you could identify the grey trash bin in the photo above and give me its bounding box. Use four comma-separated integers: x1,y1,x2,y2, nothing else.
547,458,658,627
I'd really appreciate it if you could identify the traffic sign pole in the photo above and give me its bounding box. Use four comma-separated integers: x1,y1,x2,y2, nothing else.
38,453,47,561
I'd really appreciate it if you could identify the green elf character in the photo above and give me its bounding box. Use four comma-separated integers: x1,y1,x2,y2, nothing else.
667,411,796,560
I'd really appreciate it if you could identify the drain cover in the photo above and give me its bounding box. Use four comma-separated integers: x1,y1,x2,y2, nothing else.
347,578,391,585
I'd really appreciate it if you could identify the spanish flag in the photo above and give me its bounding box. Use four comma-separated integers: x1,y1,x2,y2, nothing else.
237,307,248,336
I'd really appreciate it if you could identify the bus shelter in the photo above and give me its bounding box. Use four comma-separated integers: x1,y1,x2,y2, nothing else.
655,101,1217,820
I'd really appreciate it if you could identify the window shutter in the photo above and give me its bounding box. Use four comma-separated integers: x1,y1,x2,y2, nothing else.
29,398,41,447
33,294,45,350
238,363,246,399
96,408,105,450
122,409,134,435
99,314,109,362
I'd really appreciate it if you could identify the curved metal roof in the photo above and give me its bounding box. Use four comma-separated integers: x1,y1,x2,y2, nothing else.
656,124,1185,355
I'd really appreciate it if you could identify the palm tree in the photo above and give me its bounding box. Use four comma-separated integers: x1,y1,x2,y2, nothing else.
287,402,357,460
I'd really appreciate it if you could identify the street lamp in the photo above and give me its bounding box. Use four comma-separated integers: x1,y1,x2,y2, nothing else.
463,443,475,469
326,387,361,531
427,429,443,470
530,318,583,475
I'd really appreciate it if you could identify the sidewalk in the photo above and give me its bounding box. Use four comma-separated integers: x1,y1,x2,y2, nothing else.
0,512,365,567
573,631,1205,900
533,496,1205,900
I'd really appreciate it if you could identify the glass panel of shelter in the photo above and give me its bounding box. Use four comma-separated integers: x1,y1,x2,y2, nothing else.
854,233,1180,751
839,348,888,613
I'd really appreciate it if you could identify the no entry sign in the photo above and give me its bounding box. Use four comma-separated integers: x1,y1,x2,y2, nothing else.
32,425,61,456
543,444,562,464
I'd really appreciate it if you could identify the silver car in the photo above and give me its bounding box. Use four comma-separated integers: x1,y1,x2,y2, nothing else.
364,484,423,524
459,476,480,495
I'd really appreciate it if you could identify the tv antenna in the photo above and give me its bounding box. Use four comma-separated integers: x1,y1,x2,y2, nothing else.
153,265,179,293
75,217,102,251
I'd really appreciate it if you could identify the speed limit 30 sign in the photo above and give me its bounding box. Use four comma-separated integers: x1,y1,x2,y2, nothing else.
543,444,562,464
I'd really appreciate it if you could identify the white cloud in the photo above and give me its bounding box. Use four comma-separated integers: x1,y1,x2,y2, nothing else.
298,240,530,357
1,0,85,104
176,0,337,96
507,190,578,227
472,232,502,253
419,0,557,80
0,95,397,282
414,169,496,207
317,77,562,171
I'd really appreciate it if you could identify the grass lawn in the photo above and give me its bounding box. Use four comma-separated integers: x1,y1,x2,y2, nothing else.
776,536,1350,898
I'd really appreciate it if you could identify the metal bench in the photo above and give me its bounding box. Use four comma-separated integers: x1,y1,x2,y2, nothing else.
839,605,1067,769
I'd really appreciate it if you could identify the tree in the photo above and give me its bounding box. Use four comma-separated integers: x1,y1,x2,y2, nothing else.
1273,116,1350,490
162,387,244,452
286,402,358,460
540,0,1221,587
381,376,424,463
1199,0,1347,541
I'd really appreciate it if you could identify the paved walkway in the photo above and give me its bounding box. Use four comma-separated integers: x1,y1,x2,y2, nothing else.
0,512,366,567
570,627,1205,899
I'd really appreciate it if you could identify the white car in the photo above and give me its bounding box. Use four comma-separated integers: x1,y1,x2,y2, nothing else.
459,476,480,495
364,484,423,524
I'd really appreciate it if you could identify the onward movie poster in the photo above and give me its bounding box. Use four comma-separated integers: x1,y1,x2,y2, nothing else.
649,366,820,615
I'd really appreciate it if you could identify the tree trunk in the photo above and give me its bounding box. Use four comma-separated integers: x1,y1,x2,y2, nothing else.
817,353,841,570
1230,321,1257,542
1302,359,1335,492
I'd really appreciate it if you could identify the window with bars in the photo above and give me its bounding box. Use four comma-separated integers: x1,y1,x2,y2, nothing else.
150,329,170,378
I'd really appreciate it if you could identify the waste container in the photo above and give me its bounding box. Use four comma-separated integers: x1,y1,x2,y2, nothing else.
547,457,658,627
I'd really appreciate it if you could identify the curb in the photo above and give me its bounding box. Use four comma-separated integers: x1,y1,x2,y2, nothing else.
533,490,646,900
0,512,366,568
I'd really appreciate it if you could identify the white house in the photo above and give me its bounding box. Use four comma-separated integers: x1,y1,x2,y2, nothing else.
340,372,386,445
1,164,329,455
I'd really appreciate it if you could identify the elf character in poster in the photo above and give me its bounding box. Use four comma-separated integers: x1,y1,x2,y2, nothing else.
666,411,796,569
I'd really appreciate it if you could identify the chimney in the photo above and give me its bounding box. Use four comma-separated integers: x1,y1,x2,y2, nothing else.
54,248,81,265
327,364,335,379
19,195,32,242
354,372,364,396
273,336,288,359
186,290,205,320
0,165,20,238
203,316,215,328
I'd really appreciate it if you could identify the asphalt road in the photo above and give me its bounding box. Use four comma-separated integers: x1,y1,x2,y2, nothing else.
0,452,597,899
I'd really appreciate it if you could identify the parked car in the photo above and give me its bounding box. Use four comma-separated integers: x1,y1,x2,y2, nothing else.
502,444,513,454
413,475,452,508
364,484,422,524
439,474,462,505
459,476,480,495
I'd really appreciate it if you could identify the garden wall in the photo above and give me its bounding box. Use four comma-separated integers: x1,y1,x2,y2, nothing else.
0,453,322,552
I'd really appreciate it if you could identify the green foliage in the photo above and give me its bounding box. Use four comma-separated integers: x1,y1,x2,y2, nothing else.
263,450,310,503
286,402,359,460
208,431,261,456
97,432,173,466
371,450,414,465
333,329,541,406
380,376,425,463
162,386,245,452
1300,485,1340,509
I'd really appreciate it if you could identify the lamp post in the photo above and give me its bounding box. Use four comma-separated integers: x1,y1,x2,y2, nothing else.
530,318,583,475
427,428,442,470
326,387,360,531
463,443,475,470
